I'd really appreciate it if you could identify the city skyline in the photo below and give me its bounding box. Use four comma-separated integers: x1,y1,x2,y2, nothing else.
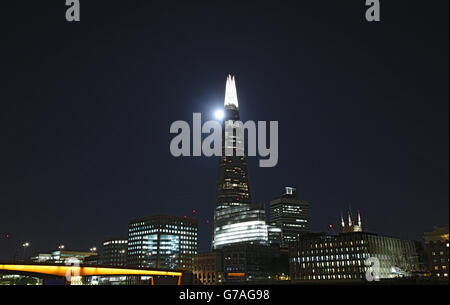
0,1,448,261
1,72,446,258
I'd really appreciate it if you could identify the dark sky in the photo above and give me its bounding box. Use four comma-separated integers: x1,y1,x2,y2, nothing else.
0,0,448,259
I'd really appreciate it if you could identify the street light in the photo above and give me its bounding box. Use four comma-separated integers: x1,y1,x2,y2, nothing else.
58,245,65,250
22,242,30,262
90,247,97,252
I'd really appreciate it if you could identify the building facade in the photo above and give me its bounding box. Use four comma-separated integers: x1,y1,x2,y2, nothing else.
221,244,289,282
30,250,97,264
192,251,224,285
127,215,198,270
193,245,289,285
289,232,419,282
424,226,449,278
100,237,128,267
269,187,310,247
213,203,272,249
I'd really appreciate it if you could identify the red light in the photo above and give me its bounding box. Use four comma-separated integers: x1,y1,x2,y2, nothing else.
5,234,10,239
329,224,333,228
192,209,196,214
236,197,239,201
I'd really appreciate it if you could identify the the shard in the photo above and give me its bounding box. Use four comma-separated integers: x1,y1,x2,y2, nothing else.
212,75,272,249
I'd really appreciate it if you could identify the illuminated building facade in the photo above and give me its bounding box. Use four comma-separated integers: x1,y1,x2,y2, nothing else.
213,203,272,249
289,232,419,282
51,250,97,264
341,209,363,233
268,225,282,246
127,215,198,270
30,250,97,264
212,75,269,249
100,237,128,267
269,187,310,247
192,251,224,285
424,226,449,278
30,253,52,263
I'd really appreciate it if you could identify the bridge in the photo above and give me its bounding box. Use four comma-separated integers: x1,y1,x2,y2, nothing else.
0,263,184,285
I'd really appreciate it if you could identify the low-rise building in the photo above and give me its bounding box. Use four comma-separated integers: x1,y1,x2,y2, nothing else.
424,226,449,278
192,251,223,285
30,250,97,264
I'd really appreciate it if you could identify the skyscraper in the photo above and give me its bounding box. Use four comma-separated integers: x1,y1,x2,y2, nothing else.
216,75,252,208
212,75,269,249
269,187,310,247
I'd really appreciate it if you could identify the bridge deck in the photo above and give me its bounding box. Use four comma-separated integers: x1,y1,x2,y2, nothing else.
0,264,183,284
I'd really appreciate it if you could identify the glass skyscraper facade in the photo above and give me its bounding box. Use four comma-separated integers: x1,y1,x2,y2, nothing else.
212,75,269,250
127,215,198,270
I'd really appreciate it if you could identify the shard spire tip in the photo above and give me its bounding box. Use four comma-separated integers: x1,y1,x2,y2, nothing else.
224,74,239,108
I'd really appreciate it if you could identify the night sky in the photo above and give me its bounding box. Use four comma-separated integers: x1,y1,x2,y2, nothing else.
0,0,448,259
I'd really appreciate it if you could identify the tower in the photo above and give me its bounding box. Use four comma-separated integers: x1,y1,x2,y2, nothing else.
269,186,310,248
212,75,269,250
341,209,363,233
215,75,252,210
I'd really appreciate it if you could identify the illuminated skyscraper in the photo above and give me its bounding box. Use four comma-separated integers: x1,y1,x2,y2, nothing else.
270,187,310,247
212,75,270,249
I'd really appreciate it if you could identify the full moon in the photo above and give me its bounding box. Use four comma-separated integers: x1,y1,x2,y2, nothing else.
215,109,224,120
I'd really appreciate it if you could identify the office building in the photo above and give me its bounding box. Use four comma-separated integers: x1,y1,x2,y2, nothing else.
100,237,128,267
270,186,310,247
214,202,271,249
127,215,198,270
289,231,419,282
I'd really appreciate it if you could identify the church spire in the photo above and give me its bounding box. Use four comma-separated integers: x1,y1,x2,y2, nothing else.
224,74,239,109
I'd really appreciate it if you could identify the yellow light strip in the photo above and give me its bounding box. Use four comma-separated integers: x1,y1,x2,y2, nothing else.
0,264,182,278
